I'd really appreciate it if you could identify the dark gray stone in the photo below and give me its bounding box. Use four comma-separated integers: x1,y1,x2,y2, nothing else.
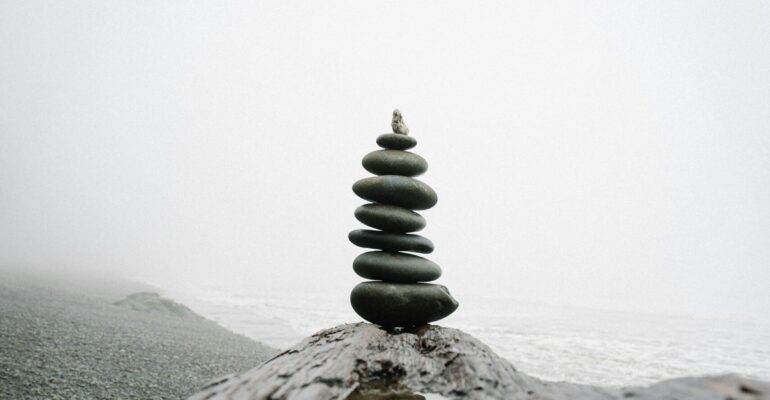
353,251,440,282
349,230,434,254
376,133,417,150
350,282,457,327
353,176,437,210
354,204,426,233
362,150,428,177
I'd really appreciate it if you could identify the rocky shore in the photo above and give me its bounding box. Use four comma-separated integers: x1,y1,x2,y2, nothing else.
0,273,277,399
4,271,767,400
190,323,770,400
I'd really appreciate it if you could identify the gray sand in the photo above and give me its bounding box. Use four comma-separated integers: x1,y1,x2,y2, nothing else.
0,274,278,400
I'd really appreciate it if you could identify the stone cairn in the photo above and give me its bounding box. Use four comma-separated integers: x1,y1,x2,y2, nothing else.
349,110,459,328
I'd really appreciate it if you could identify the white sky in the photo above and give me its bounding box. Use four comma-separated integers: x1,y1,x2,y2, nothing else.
1,1,768,322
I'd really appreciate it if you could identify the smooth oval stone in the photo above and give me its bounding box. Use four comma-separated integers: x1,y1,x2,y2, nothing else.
352,176,437,210
376,133,417,150
353,251,440,282
362,150,428,177
355,204,426,233
350,282,459,327
349,230,433,253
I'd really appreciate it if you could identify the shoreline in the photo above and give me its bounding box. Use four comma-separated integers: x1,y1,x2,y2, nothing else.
146,279,770,387
0,271,278,399
3,269,768,399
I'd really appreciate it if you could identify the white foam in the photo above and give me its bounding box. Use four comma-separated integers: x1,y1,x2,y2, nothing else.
147,279,770,386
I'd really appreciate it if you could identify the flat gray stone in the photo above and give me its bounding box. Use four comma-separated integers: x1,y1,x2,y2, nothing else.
377,133,417,150
349,230,434,253
353,251,441,282
362,150,427,177
353,176,437,210
350,282,459,327
355,204,426,233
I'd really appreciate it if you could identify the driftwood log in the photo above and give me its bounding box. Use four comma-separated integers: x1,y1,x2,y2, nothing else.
189,323,769,400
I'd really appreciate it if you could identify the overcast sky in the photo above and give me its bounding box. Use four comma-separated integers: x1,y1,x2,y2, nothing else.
1,1,768,322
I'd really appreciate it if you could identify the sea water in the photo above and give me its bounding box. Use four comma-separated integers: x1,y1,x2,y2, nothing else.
151,281,770,387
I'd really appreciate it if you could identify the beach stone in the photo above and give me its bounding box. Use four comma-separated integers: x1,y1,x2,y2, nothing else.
362,150,428,177
353,251,441,282
355,204,426,233
349,230,434,253
350,282,459,327
391,109,410,134
376,133,417,150
353,176,437,210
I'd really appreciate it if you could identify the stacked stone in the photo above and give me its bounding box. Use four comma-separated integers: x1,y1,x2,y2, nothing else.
349,110,459,328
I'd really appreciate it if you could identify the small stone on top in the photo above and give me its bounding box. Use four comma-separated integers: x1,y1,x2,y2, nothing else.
377,133,417,150
391,109,410,135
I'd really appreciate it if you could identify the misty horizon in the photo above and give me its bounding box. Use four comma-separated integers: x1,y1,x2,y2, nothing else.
2,1,769,325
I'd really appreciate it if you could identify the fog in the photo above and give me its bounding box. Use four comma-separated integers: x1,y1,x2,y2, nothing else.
1,1,768,323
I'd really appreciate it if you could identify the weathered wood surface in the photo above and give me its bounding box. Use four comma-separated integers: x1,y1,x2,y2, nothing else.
189,323,769,400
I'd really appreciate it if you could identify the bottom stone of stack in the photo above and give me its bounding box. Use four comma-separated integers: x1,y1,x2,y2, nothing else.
350,281,459,328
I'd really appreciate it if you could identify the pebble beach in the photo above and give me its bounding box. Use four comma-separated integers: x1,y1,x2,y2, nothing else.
0,272,277,400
